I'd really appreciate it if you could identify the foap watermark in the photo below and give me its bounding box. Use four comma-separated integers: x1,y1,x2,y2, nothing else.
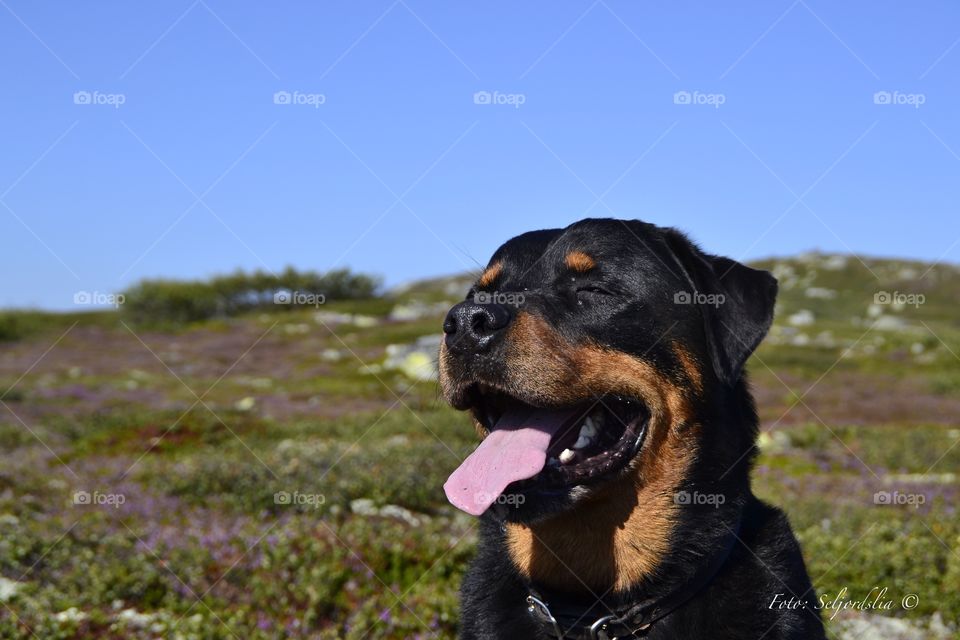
473,290,525,307
674,290,725,308
473,90,526,108
274,490,326,509
73,90,126,109
874,290,925,308
475,492,525,508
73,290,125,308
873,490,926,508
673,90,725,108
73,490,126,509
273,90,326,108
873,91,925,108
674,490,726,508
274,290,326,307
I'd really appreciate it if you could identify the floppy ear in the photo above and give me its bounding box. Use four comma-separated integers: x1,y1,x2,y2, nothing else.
664,229,778,386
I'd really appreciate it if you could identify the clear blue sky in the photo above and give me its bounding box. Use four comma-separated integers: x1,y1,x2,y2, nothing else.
2,1,958,310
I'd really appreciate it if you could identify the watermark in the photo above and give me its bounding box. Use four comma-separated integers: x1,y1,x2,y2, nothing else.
873,290,925,308
873,490,926,508
73,290,125,308
770,587,919,621
274,490,325,509
473,90,526,108
873,91,925,108
473,290,525,307
673,90,725,108
273,90,326,108
475,491,525,507
674,490,725,508
673,290,725,308
73,90,126,109
273,290,326,307
73,490,126,509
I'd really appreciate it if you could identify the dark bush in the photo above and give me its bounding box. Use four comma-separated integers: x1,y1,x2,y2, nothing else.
0,313,26,342
121,267,381,325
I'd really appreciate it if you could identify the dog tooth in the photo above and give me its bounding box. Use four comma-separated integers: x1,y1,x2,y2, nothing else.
559,448,576,464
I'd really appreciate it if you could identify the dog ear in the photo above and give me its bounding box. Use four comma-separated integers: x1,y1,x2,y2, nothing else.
663,229,778,386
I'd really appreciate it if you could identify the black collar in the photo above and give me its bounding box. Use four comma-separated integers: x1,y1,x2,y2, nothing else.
524,517,741,640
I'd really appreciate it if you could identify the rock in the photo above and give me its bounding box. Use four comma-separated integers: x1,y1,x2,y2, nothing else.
378,505,422,527
874,315,909,331
790,333,811,346
234,396,256,411
383,334,443,381
788,310,815,327
116,608,156,627
813,331,836,348
55,607,87,622
444,279,472,296
834,612,951,640
929,612,952,638
350,498,378,516
350,498,425,526
314,312,379,328
757,430,791,453
319,349,342,362
358,364,383,375
283,323,310,335
771,263,796,279
388,301,451,322
0,577,20,602
897,267,919,280
822,255,848,270
313,311,354,325
805,287,837,299
353,315,378,328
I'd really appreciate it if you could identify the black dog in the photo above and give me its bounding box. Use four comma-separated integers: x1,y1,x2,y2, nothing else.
439,219,825,639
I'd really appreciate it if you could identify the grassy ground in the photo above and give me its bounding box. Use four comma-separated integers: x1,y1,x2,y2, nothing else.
0,255,958,639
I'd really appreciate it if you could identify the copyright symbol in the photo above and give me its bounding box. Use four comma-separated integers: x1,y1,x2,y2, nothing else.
902,594,919,610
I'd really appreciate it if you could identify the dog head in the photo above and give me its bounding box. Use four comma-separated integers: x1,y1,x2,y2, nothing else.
440,218,777,526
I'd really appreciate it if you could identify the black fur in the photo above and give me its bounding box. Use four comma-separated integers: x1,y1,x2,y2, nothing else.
443,219,826,639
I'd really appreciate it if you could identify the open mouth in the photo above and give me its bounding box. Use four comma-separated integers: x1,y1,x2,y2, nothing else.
444,384,649,516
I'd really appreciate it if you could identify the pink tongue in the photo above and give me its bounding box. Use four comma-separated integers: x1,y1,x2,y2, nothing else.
444,406,578,516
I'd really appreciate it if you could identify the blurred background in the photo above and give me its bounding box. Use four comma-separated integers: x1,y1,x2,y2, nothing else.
1,1,958,639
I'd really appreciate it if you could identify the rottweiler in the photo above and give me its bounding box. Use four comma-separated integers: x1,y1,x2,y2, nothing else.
439,218,826,639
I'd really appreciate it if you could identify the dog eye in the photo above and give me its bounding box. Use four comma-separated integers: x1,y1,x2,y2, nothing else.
575,285,611,296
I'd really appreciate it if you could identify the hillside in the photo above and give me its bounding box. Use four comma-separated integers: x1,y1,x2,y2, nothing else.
0,253,957,639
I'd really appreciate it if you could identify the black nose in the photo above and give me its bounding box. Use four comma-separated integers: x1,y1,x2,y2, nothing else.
443,301,512,354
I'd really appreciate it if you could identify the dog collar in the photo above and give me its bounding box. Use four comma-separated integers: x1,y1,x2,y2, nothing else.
524,516,741,640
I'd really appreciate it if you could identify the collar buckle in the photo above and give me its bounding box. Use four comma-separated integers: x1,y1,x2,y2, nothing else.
526,594,565,638
588,614,616,640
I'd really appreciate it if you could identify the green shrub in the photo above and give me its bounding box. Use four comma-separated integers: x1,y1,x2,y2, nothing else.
0,313,26,341
121,267,381,325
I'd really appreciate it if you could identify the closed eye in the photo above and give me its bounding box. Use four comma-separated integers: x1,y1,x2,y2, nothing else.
575,285,613,296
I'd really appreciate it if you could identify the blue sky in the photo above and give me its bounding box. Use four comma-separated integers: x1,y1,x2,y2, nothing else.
1,1,958,309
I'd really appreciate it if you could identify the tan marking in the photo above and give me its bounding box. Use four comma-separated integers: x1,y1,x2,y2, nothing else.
673,343,704,395
564,251,596,273
438,340,454,401
477,261,503,288
500,312,700,593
